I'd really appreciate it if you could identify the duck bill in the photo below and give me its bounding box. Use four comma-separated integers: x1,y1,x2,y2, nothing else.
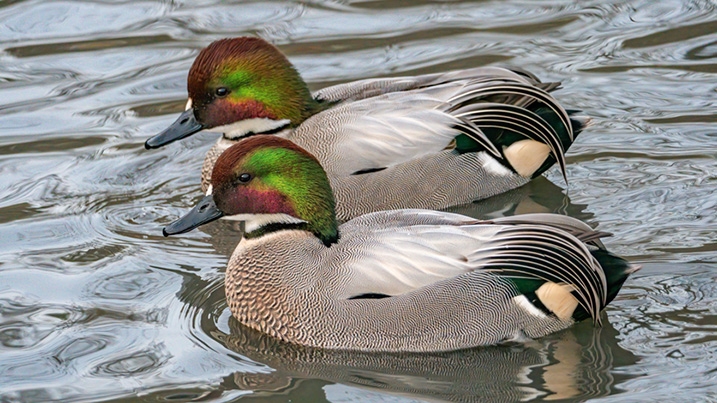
163,195,224,236
145,108,205,149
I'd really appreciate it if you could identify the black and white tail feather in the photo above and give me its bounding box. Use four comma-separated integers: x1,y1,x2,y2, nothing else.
477,214,638,326
446,77,584,185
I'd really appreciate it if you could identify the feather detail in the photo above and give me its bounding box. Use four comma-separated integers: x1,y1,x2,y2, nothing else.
320,211,615,327
535,282,580,321
503,139,551,178
215,118,290,140
489,213,610,249
453,103,569,184
292,69,577,180
513,295,549,319
475,224,608,325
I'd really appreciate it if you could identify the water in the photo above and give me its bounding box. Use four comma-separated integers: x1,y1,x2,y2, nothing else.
1,0,716,401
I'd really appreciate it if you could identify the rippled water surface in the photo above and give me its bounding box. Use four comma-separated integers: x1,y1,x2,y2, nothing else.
1,0,716,402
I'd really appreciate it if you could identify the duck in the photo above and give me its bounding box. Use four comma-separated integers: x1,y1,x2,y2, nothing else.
146,37,589,221
163,135,638,352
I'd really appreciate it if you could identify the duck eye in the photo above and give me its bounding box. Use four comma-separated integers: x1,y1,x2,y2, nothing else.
215,87,229,98
238,173,252,183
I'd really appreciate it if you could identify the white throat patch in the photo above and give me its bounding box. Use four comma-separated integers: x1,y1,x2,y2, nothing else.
222,213,307,233
214,118,291,140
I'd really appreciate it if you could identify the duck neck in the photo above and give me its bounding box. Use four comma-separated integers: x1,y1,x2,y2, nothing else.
218,118,291,141
233,213,311,239
227,209,338,247
217,96,329,141
299,183,340,247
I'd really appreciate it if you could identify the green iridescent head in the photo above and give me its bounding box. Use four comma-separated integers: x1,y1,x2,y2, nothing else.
211,135,338,245
187,37,322,130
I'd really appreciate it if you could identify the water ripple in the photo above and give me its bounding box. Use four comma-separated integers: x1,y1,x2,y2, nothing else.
1,0,717,402
0,1,168,42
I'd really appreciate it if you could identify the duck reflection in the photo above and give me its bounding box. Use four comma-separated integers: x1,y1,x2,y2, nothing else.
444,176,593,222
214,312,636,402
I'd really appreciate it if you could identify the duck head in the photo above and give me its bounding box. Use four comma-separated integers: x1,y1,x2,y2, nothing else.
145,37,322,149
164,135,339,246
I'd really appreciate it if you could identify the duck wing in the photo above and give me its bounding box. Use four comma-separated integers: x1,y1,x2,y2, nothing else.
293,69,580,182
333,211,615,324
312,67,549,103
291,89,492,177
331,216,495,299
